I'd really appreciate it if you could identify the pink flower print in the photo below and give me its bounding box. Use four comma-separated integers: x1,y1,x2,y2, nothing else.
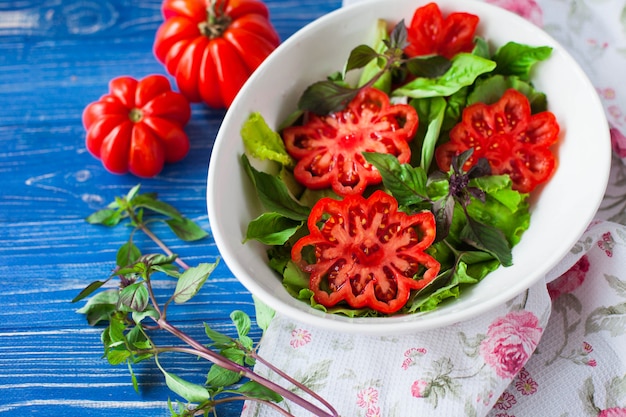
289,328,311,348
494,391,517,410
611,127,626,158
598,408,626,417
356,387,379,408
410,379,431,398
480,311,543,379
598,87,617,100
401,347,427,369
583,341,594,353
597,232,615,257
516,367,530,381
547,255,590,299
515,377,538,395
586,358,597,367
404,347,427,357
366,405,382,417
485,0,543,27
401,357,413,370
476,390,494,406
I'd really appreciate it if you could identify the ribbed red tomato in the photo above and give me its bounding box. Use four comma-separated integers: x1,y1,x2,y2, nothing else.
153,0,280,109
83,75,191,178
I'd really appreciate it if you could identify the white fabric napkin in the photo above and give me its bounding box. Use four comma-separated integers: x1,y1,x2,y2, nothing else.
242,1,626,415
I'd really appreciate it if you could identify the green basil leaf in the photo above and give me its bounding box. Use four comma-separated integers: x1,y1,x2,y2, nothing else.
468,74,548,113
245,212,303,245
165,217,209,241
393,53,496,98
118,282,149,312
493,41,552,80
230,381,283,403
410,96,446,171
346,44,380,72
173,261,218,304
85,208,122,227
363,152,430,206
461,217,513,267
242,154,310,221
405,55,451,78
297,80,358,115
116,241,141,268
230,310,251,339
132,194,183,220
206,365,242,388
163,370,210,403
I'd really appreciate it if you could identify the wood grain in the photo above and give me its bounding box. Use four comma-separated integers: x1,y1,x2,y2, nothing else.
0,1,341,415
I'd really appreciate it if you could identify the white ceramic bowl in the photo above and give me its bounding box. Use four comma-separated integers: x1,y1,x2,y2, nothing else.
207,0,611,335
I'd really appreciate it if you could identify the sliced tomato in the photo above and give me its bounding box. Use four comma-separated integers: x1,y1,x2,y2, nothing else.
282,87,418,196
291,190,440,314
404,2,479,59
435,88,560,193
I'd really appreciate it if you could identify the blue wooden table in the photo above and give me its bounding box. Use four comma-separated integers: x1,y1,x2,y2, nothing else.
0,1,341,415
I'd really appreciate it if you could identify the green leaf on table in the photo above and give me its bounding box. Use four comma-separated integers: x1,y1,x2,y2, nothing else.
253,295,276,332
118,282,149,312
72,279,109,303
231,381,283,403
245,212,303,245
230,310,251,338
116,241,142,268
76,288,119,325
173,261,219,304
85,208,123,227
165,217,209,241
132,193,184,220
204,323,235,347
242,154,310,221
163,369,211,403
206,364,243,388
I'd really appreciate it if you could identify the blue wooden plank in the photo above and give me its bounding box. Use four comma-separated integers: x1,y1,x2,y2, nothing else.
0,0,342,415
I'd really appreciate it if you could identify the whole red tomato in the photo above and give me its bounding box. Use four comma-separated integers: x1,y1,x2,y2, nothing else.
153,0,280,109
83,74,191,178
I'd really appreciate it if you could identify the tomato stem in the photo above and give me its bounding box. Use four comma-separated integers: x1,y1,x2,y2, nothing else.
128,108,143,123
199,0,231,39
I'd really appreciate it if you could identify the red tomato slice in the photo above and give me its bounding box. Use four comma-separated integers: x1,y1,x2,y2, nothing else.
405,2,479,59
291,190,440,314
435,88,560,193
282,87,418,196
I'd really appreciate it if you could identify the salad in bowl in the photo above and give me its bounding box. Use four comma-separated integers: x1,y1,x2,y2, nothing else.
207,0,610,334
